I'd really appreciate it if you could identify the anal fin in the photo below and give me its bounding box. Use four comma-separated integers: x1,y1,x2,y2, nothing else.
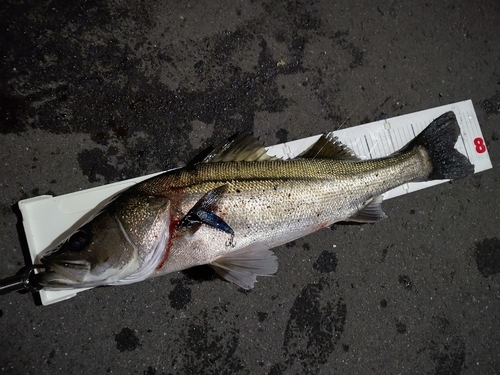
210,243,278,290
347,195,387,223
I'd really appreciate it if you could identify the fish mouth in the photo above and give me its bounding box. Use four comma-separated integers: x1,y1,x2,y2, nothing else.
38,258,92,287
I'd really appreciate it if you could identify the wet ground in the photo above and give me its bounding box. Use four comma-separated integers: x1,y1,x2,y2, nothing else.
1,1,499,374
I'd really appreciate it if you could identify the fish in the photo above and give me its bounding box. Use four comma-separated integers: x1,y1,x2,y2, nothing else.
36,111,474,290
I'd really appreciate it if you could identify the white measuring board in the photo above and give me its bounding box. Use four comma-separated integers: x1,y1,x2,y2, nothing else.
18,99,491,305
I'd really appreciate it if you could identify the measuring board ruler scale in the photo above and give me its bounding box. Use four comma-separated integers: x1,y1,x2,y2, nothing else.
18,99,492,305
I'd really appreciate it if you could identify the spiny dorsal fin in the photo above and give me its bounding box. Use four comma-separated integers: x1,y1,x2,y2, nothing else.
299,132,360,161
191,132,280,165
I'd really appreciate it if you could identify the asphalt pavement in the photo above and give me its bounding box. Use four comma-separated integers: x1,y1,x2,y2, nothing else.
1,1,499,374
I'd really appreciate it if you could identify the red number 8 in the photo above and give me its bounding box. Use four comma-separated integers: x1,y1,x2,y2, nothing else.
473,137,486,154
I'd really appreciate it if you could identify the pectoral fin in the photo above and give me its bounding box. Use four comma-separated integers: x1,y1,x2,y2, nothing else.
177,185,234,235
210,243,278,290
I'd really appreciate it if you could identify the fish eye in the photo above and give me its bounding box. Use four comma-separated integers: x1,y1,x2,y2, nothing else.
68,230,89,252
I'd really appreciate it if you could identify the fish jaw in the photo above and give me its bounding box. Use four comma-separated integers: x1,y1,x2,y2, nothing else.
40,256,140,289
40,259,91,285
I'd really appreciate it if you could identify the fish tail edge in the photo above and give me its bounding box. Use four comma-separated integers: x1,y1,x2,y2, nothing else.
410,111,475,180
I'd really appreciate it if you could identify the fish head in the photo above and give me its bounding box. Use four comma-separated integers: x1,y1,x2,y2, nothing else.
37,193,171,289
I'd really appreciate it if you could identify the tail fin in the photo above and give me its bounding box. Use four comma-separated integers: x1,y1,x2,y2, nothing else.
409,111,474,180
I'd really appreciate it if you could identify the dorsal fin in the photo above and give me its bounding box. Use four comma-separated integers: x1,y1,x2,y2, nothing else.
299,132,360,161
189,132,280,165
